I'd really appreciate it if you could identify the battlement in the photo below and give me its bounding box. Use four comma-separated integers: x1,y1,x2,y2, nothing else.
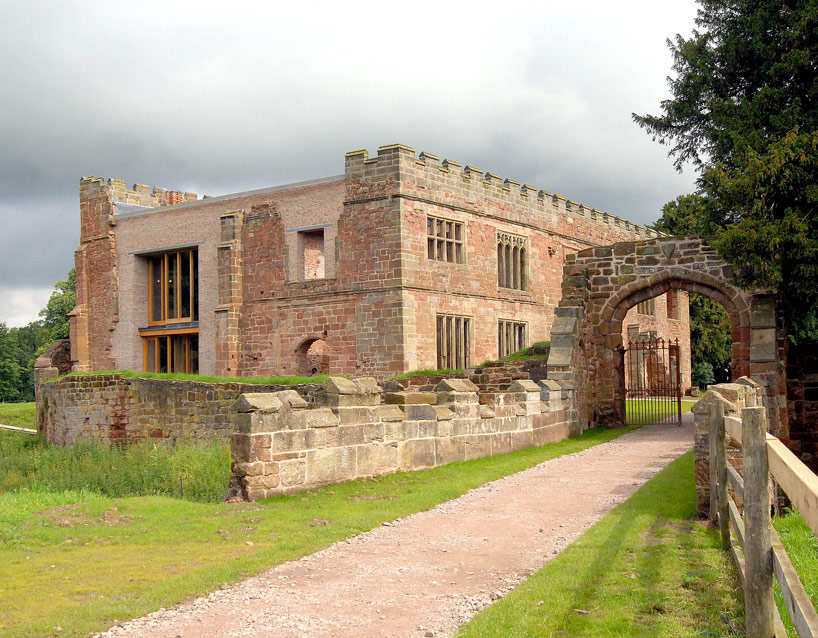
345,145,661,239
80,176,197,209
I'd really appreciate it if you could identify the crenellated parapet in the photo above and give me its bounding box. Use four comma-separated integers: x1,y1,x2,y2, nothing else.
344,144,661,239
80,176,197,210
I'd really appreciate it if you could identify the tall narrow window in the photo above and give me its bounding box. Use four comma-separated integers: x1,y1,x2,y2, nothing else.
498,320,527,357
497,232,528,291
427,216,464,264
143,247,199,373
299,229,326,279
436,313,471,370
666,290,679,319
636,298,655,316
147,248,198,325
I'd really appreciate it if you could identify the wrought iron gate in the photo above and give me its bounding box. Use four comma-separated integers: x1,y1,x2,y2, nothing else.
624,337,682,425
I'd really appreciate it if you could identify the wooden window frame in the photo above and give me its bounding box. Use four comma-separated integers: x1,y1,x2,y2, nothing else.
427,216,464,264
148,248,198,326
142,329,199,374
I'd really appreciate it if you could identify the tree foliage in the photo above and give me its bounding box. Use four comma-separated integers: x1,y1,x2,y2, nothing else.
655,194,734,379
635,0,818,344
0,269,76,403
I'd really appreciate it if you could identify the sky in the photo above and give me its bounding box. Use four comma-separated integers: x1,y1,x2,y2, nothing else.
0,0,700,327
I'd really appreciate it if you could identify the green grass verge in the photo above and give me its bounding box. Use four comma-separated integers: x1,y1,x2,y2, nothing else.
45,370,329,385
0,402,35,429
456,450,744,637
0,425,636,638
774,508,818,637
391,342,551,379
626,398,693,425
0,431,230,502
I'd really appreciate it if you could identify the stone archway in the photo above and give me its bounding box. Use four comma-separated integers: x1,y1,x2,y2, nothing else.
546,236,787,435
296,338,330,376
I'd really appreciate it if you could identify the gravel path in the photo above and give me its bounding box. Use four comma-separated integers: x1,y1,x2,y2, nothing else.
97,418,693,638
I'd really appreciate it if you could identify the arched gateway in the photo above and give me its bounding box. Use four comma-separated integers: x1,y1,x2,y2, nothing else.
546,236,788,435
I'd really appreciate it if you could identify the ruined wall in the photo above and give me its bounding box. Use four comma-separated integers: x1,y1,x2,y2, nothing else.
230,376,578,499
39,374,323,445
786,345,818,472
691,377,766,516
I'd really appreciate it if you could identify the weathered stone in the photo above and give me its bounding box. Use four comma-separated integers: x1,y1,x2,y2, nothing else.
403,404,437,421
507,380,540,392
279,459,306,487
322,377,363,395
232,393,283,414
307,447,356,484
357,443,398,476
398,439,436,470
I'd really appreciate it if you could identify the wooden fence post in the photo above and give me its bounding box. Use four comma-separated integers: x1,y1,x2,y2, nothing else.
713,399,730,550
743,406,774,638
709,401,720,519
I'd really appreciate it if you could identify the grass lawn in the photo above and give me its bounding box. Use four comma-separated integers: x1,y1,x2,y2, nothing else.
626,398,693,425
0,402,36,429
0,425,637,638
774,509,818,637
456,450,744,638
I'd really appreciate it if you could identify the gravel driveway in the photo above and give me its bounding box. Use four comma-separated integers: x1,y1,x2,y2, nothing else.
96,417,694,638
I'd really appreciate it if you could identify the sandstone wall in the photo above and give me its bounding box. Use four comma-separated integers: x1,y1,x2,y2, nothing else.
38,374,323,445
230,376,578,499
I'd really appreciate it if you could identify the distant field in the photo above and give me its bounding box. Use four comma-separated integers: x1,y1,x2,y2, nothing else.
626,398,693,425
0,402,35,429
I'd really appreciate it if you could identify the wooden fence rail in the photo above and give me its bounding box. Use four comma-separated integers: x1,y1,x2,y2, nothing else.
708,401,818,638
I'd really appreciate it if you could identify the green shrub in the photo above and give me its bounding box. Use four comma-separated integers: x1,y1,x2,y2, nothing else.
692,361,716,388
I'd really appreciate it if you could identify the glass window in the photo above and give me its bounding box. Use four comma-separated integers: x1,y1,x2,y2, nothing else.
426,216,464,264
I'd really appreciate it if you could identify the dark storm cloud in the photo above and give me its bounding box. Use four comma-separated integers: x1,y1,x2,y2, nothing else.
0,0,698,325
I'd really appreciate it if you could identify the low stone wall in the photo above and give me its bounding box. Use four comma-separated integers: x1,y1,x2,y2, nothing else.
691,376,766,516
39,374,323,445
230,376,578,500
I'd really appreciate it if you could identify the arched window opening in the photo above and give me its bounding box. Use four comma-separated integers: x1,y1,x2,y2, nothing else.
497,232,528,291
497,243,504,287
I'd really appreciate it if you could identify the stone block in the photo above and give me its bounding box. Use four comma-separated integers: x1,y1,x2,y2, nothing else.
272,389,308,410
479,404,496,419
333,406,379,425
750,298,777,328
383,391,437,405
547,347,574,367
434,406,455,420
435,378,479,393
464,434,491,460
278,408,341,430
403,404,437,421
384,421,417,441
398,439,436,470
322,377,363,395
354,377,383,394
232,393,282,414
550,315,577,336
338,424,365,446
507,380,540,393
306,447,356,484
417,420,437,438
305,427,339,449
511,430,533,451
357,442,398,476
273,430,308,453
363,423,385,442
435,436,466,464
377,404,405,422
231,433,272,463
492,432,513,455
750,328,776,362
279,459,307,487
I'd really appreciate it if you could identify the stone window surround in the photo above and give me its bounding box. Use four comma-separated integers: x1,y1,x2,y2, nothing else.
497,231,528,292
436,313,471,370
498,319,527,358
426,215,465,264
285,223,337,283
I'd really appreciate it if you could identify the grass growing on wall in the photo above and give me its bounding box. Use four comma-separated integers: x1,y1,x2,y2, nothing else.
0,431,231,502
456,450,744,638
0,425,637,638
45,370,330,385
0,402,36,429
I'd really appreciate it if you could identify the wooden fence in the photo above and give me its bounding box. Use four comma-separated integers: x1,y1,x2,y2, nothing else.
707,397,818,637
